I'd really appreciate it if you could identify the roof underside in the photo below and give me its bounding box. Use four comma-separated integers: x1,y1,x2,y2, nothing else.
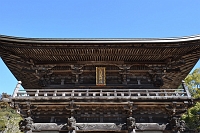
0,35,200,89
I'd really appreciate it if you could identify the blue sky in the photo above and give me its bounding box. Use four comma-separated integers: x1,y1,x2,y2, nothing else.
0,0,200,94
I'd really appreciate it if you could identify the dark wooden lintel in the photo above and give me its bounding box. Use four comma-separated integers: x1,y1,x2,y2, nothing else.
34,61,167,66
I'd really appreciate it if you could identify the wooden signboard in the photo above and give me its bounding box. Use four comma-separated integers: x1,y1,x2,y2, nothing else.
96,67,106,86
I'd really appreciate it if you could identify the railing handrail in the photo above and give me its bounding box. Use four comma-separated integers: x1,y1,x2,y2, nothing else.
14,88,189,98
16,89,186,93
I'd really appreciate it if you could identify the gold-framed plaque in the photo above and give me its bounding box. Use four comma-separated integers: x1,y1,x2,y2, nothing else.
96,67,106,86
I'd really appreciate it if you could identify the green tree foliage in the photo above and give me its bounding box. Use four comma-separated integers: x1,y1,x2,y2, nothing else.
182,102,200,132
0,93,22,133
182,68,200,131
0,102,23,133
184,68,200,97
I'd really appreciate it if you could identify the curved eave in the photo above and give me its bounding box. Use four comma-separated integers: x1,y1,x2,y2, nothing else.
0,34,200,44
0,34,200,89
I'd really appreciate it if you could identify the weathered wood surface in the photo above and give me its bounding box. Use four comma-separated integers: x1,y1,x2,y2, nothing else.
0,35,200,90
1,35,198,132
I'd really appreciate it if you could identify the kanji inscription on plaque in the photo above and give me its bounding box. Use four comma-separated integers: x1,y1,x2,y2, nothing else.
96,67,106,86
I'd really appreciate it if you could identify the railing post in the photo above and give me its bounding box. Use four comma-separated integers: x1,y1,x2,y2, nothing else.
146,90,149,96
53,90,57,96
35,90,39,96
182,80,191,98
44,92,47,96
100,89,103,96
86,90,89,96
156,92,159,96
164,89,168,96
62,92,66,96
72,90,74,96
12,81,22,98
114,89,117,97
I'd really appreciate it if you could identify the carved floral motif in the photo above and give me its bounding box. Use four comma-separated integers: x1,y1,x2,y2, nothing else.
76,123,125,131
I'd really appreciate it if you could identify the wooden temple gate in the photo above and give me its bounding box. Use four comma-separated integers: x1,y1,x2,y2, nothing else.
1,35,200,133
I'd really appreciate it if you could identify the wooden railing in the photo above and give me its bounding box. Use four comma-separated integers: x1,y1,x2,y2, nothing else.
12,81,192,99
13,88,190,98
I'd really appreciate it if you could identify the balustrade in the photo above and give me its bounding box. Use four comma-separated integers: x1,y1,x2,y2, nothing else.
14,88,189,99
